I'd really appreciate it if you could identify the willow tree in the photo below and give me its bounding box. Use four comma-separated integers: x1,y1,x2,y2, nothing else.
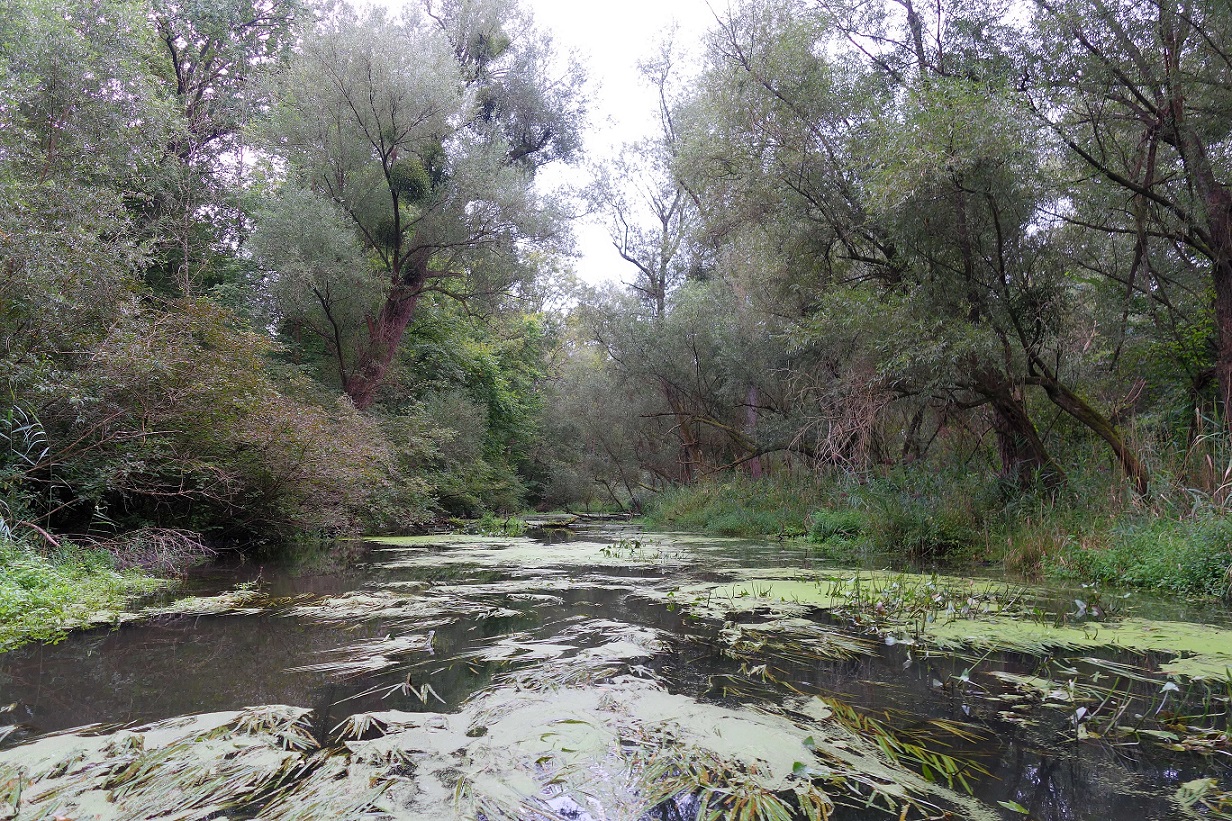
678,0,1068,484
1026,0,1232,430
254,0,583,409
136,0,306,296
669,0,1154,491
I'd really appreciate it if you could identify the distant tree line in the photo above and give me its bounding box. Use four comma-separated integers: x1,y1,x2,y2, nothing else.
556,0,1232,510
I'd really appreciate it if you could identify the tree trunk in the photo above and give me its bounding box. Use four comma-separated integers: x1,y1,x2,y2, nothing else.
744,384,763,478
978,375,1065,489
1161,23,1232,428
342,246,433,411
1203,197,1232,426
1027,362,1149,498
661,381,704,482
1169,122,1232,426
343,286,421,410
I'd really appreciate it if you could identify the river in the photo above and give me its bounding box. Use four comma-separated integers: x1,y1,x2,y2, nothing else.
1,523,1229,819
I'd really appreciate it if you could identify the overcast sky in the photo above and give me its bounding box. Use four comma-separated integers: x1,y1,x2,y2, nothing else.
374,0,719,284
525,0,717,284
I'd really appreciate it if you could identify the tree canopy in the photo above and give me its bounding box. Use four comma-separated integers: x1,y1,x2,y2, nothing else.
2,0,1231,551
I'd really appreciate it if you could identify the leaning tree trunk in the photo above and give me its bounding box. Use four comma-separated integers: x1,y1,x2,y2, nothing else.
1170,127,1232,431
979,375,1066,490
1160,12,1232,433
1028,358,1149,498
342,246,434,411
1205,199,1232,428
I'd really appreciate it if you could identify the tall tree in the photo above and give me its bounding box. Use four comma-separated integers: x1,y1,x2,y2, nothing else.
595,40,699,318
145,0,305,295
254,0,584,410
1027,0,1232,426
667,0,1153,491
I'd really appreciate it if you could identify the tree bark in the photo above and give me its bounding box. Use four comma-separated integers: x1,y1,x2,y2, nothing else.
661,380,705,482
341,243,434,410
343,286,422,410
1190,168,1232,425
1027,361,1149,498
977,375,1065,489
744,384,764,478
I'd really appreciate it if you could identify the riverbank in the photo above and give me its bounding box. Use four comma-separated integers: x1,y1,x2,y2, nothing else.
0,537,169,652
642,474,1232,598
2,524,1229,819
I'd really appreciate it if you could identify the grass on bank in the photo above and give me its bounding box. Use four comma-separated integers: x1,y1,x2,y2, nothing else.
641,470,1232,598
640,476,821,538
0,537,167,652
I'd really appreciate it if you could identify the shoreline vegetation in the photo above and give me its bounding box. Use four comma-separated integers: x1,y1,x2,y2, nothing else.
642,472,1232,600
0,538,168,653
5,462,1232,656
3,0,1232,662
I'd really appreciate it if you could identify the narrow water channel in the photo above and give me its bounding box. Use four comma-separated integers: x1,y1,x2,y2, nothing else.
1,524,1229,820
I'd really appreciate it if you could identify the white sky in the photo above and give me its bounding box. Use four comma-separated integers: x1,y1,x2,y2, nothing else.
374,0,719,285
525,0,717,285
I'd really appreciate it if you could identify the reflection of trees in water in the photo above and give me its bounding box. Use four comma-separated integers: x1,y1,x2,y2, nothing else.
0,616,379,735
989,746,1175,821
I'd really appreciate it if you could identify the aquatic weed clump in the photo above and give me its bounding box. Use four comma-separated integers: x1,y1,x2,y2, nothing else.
0,706,325,820
0,634,995,821
0,537,167,652
342,679,994,821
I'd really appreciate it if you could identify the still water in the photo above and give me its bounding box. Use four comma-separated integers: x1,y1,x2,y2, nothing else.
1,523,1228,819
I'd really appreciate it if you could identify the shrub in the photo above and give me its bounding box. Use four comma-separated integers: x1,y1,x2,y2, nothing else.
852,470,988,559
18,300,409,541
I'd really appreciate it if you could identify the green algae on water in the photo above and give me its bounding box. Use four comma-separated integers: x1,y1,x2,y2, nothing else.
668,569,1232,680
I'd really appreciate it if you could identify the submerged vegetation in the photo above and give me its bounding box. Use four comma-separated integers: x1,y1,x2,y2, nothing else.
0,681,996,820
6,529,1229,819
2,0,1232,813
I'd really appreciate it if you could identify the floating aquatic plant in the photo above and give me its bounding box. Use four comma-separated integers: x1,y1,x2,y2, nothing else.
0,706,321,820
0,672,996,820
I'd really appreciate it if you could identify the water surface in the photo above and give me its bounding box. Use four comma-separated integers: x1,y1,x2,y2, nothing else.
1,525,1228,820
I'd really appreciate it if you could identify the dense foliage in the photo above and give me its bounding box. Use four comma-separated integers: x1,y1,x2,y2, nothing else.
2,0,1230,590
566,0,1232,518
1,0,581,554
